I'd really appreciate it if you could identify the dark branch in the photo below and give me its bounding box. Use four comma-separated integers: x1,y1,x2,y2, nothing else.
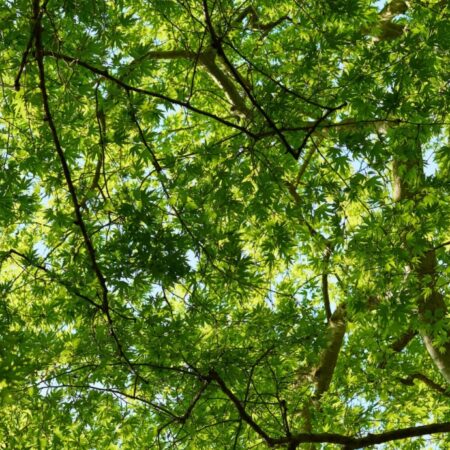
34,0,108,312
322,275,332,323
202,0,295,158
391,329,417,353
276,422,450,448
208,369,277,446
322,244,333,323
15,34,34,91
206,368,450,449
40,383,176,417
14,0,49,91
177,380,211,423
295,103,347,159
234,6,290,33
42,51,256,138
400,372,450,397
7,249,102,310
378,329,417,369
222,40,334,110
33,0,144,383
127,92,162,172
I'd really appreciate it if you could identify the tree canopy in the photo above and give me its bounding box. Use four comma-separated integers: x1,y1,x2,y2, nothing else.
2,0,450,448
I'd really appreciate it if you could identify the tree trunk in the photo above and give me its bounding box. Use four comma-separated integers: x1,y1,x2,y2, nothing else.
392,149,450,383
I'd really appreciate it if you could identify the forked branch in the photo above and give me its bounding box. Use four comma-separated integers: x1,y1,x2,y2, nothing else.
42,50,256,138
131,48,251,117
207,368,450,449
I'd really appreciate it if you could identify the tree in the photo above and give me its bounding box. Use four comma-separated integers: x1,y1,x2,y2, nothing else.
1,0,450,447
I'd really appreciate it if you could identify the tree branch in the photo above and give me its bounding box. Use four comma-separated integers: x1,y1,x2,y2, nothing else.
199,48,252,118
285,172,345,398
391,329,417,353
284,180,318,237
131,47,251,117
34,0,107,312
295,145,317,186
202,0,295,158
191,370,450,450
295,103,347,159
400,372,450,397
234,6,290,33
177,379,211,423
40,383,176,417
322,275,332,323
378,329,417,369
33,0,144,383
377,0,408,41
42,51,256,138
157,379,212,435
80,83,106,208
222,40,334,110
363,0,408,42
127,93,162,173
184,368,450,449
392,138,450,383
258,116,450,140
208,369,277,446
14,0,49,91
322,245,333,323
313,304,346,398
280,421,450,448
6,248,102,310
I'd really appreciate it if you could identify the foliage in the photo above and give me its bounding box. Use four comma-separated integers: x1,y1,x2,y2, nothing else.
1,0,450,448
